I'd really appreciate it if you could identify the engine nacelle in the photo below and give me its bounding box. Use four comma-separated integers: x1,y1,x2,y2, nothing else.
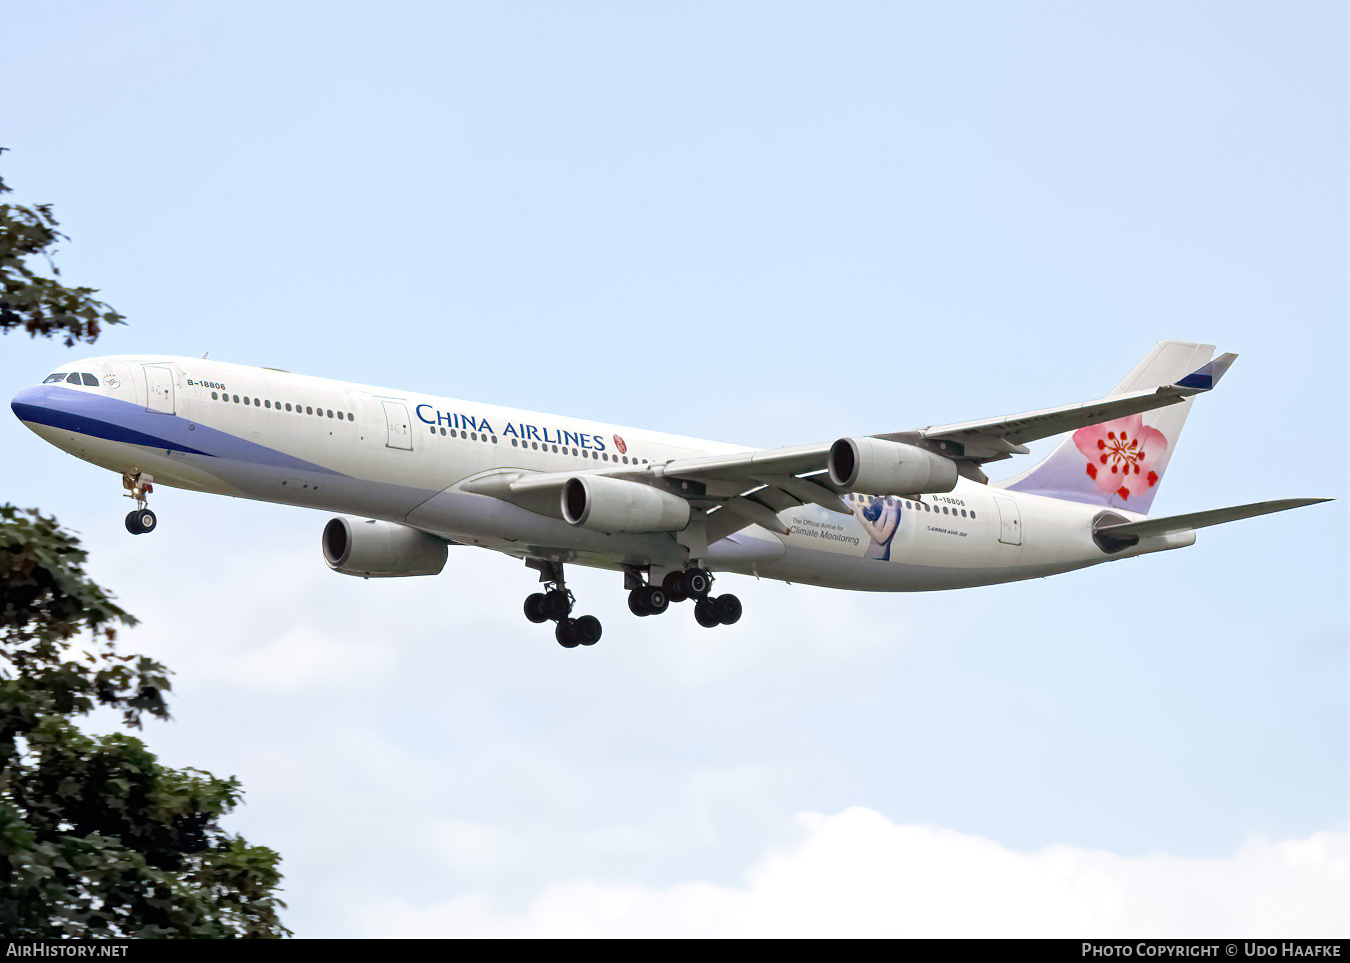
322,517,448,577
561,475,691,534
827,437,959,495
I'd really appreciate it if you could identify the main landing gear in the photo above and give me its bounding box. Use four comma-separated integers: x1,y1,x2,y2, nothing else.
521,560,743,649
634,568,741,629
122,471,157,535
523,560,602,649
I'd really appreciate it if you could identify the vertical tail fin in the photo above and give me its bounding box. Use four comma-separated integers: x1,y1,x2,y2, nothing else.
1000,340,1226,515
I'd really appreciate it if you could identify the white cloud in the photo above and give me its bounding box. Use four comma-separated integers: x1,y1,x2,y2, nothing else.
361,808,1348,938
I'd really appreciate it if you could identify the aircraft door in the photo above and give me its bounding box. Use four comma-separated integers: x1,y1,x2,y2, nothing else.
144,365,175,414
993,496,1022,546
382,400,413,450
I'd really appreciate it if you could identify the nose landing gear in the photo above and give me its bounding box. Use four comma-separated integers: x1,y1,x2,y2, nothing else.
122,472,157,534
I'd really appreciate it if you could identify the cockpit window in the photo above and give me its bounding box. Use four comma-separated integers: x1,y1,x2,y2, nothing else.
53,372,100,386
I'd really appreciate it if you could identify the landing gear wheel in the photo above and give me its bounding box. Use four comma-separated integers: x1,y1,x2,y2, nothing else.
543,589,573,620
125,509,156,535
662,571,688,603
694,598,721,628
555,619,581,648
643,586,668,616
713,594,742,625
628,586,669,616
524,593,549,623
575,615,602,646
679,568,711,598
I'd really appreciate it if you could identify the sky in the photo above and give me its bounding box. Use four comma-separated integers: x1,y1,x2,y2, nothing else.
1,0,1346,938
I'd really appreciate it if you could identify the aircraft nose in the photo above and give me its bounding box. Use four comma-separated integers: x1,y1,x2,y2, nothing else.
10,385,52,424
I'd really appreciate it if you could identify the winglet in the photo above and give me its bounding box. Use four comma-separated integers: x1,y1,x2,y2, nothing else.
1174,352,1237,391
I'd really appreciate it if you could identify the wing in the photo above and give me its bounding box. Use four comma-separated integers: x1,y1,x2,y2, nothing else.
459,352,1239,543
877,353,1238,465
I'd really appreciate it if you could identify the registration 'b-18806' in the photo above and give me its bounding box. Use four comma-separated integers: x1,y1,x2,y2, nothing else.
11,340,1329,648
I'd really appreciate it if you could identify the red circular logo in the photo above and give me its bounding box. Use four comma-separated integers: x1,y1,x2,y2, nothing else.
613,434,627,455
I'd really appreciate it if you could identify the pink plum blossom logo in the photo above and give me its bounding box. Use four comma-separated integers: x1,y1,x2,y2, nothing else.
1073,414,1168,503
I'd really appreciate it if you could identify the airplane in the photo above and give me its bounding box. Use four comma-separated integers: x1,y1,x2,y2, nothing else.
10,339,1329,648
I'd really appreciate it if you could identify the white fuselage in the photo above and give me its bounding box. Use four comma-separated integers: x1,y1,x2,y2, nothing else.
12,355,1193,594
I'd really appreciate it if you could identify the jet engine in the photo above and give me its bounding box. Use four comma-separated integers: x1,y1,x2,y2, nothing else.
322,517,448,577
561,475,691,534
827,437,959,495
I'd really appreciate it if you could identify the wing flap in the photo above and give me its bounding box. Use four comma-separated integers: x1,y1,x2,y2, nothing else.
752,473,852,515
717,497,790,535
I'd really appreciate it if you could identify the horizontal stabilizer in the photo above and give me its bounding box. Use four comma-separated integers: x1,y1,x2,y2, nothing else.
1094,498,1331,539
